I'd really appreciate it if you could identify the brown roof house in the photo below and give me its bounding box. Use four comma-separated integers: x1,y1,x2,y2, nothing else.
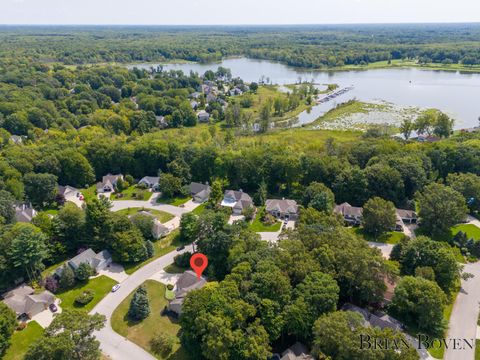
221,190,254,215
189,182,211,203
265,199,299,221
168,270,206,315
96,174,124,193
3,285,55,319
334,202,363,226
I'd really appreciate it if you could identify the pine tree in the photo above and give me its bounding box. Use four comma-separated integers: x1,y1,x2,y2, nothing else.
128,286,150,321
146,240,154,258
59,264,75,289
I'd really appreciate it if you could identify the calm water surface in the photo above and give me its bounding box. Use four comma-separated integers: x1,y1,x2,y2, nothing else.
129,58,480,128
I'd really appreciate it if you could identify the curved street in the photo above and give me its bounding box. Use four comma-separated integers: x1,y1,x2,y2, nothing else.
90,248,187,360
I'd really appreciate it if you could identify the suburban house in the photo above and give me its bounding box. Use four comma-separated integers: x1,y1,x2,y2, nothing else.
155,115,167,128
341,303,404,331
57,185,83,207
138,176,160,190
189,182,211,203
334,203,417,231
152,220,170,239
221,190,254,215
15,204,37,223
278,342,314,360
96,174,124,193
168,270,206,315
333,202,363,226
55,248,112,277
3,285,55,319
197,110,210,123
265,199,299,221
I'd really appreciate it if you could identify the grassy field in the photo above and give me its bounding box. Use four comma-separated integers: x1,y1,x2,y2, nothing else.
124,230,181,275
156,195,191,206
249,208,282,232
352,228,405,244
336,59,480,73
111,280,189,360
4,321,44,360
235,85,311,125
111,186,152,201
116,207,174,223
57,275,117,311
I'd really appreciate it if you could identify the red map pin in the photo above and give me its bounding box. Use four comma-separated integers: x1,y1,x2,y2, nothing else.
190,253,208,280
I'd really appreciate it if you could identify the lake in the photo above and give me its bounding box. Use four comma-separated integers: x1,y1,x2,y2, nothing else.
129,58,480,129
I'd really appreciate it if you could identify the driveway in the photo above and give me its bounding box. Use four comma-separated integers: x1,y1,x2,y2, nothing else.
31,298,62,328
96,263,129,283
149,270,182,285
368,242,394,259
444,261,480,360
91,248,189,360
467,215,480,228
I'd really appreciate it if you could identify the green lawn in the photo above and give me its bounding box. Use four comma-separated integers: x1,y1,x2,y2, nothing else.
111,280,189,360
352,228,405,244
41,259,67,278
191,203,206,216
164,263,186,274
451,224,480,241
4,321,44,360
476,340,480,360
115,207,174,223
249,208,282,232
156,195,190,206
111,186,152,201
80,184,97,203
57,275,117,311
123,230,181,275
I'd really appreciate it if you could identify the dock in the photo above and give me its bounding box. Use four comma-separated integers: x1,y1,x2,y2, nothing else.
316,86,354,104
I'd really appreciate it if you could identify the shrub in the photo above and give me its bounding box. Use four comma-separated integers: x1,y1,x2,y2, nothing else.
150,333,174,356
262,212,276,225
74,289,95,305
16,322,27,331
174,252,192,268
75,262,93,281
44,276,59,293
146,240,154,258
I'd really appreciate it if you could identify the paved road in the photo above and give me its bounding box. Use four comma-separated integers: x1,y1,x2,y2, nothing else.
445,262,480,360
90,248,188,360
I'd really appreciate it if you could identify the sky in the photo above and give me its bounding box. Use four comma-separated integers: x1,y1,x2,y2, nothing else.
0,0,479,25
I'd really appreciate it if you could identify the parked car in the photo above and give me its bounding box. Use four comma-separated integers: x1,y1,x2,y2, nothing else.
49,303,58,312
111,284,120,292
176,245,185,251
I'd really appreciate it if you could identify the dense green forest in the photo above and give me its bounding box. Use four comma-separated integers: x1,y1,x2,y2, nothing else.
1,24,480,67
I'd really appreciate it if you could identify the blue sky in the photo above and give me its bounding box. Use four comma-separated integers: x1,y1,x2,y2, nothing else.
1,0,479,25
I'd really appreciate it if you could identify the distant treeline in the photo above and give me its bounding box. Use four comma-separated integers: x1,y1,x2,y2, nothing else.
0,24,479,67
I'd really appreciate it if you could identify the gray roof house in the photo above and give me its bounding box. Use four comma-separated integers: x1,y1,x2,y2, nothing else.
3,285,55,318
265,199,299,220
56,248,112,277
138,176,160,189
197,110,210,123
341,303,404,331
280,342,314,360
152,220,170,239
189,182,211,203
96,174,124,193
221,190,254,215
15,204,37,223
334,202,363,226
168,270,206,315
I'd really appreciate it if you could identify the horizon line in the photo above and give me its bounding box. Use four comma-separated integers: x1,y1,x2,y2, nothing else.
1,21,480,27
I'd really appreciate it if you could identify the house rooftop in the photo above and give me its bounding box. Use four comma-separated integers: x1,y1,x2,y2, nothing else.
265,199,298,214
